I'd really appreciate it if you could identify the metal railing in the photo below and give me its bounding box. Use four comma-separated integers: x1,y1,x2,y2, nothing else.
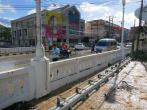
49,57,131,110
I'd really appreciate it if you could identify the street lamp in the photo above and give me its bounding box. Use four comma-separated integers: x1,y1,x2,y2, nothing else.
121,0,126,60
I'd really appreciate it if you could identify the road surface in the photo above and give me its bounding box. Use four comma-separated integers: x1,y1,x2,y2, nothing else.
0,50,91,72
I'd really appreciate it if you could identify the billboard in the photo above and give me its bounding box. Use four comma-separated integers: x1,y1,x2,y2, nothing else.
44,11,63,39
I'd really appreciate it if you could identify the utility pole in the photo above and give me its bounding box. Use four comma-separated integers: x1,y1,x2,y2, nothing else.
109,16,111,38
91,22,92,41
34,0,45,59
31,0,49,99
132,19,136,56
111,17,114,38
136,0,144,52
97,20,99,40
121,0,126,60
108,16,114,38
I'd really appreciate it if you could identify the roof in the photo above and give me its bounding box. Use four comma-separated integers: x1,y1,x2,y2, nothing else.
11,10,46,23
11,5,80,23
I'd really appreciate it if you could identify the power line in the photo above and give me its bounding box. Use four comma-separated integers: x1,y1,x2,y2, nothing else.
0,0,141,11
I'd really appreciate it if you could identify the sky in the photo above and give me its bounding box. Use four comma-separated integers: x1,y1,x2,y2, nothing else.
0,0,146,29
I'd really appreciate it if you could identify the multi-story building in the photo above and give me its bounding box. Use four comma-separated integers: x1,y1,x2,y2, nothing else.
11,5,85,47
84,19,129,43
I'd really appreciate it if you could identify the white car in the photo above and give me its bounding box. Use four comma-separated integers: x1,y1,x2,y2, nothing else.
74,43,85,50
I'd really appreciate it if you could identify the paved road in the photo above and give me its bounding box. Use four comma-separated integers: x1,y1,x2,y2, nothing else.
0,50,92,72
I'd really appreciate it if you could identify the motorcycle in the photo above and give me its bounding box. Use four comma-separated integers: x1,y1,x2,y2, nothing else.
60,49,71,58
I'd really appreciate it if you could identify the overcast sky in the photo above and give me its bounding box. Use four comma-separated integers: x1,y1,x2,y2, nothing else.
0,0,146,28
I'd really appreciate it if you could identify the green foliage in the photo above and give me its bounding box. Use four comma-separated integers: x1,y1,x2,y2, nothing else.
133,51,147,61
0,24,11,42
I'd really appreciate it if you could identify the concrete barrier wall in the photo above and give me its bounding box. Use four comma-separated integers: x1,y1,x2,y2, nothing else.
0,47,35,54
0,67,35,109
0,48,131,109
48,49,123,91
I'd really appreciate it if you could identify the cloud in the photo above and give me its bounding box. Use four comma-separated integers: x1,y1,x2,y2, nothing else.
119,0,138,4
114,11,139,28
79,2,138,29
80,2,110,13
79,2,114,22
27,4,61,15
0,17,11,27
0,4,15,13
46,4,61,10
27,8,36,15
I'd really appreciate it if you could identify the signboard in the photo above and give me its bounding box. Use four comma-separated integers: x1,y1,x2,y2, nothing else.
135,5,147,21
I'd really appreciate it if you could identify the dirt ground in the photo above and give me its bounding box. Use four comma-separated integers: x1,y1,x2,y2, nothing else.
74,61,147,110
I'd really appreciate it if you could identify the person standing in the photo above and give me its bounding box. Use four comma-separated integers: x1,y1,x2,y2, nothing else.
91,41,95,53
52,44,60,61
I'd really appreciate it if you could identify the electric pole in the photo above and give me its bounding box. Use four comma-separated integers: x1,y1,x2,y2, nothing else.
35,0,45,59
136,0,144,52
121,0,126,60
108,16,114,38
109,16,111,38
132,19,136,56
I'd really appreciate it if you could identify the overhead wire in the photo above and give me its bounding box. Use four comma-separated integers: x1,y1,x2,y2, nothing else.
0,0,141,11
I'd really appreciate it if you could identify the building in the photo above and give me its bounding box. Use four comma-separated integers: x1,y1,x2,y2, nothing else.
85,19,129,43
11,5,85,48
129,26,147,52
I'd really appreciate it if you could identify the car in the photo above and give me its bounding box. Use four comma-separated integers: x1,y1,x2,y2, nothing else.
74,43,85,50
117,43,121,49
94,38,117,53
126,43,132,49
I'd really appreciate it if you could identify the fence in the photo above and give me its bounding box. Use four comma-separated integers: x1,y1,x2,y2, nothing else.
48,49,128,91
0,47,35,54
0,48,131,109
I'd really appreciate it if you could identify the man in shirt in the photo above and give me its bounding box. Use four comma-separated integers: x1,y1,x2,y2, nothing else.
52,44,60,61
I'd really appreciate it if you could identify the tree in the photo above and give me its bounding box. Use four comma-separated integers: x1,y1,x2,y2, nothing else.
0,24,11,42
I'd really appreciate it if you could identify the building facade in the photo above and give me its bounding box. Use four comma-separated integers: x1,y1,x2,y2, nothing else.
11,5,84,47
85,19,129,43
129,26,147,52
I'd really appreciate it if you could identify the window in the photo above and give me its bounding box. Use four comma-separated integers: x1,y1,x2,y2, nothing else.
96,41,107,46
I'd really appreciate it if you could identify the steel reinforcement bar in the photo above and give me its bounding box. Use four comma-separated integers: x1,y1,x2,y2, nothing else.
49,57,132,110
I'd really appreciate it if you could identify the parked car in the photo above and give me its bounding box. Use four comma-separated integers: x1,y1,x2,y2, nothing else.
74,43,85,50
94,38,117,53
117,43,121,49
126,42,132,49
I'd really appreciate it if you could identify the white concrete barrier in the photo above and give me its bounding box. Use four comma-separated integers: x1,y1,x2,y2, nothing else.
0,48,131,109
48,49,123,92
0,66,35,109
0,47,35,54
